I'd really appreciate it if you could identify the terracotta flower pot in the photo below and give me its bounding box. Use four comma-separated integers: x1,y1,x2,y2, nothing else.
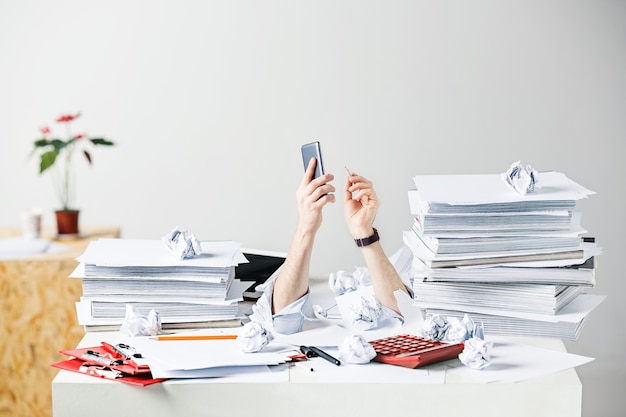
55,210,80,236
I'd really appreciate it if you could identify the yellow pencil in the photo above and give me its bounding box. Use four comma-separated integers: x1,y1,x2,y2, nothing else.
152,334,238,341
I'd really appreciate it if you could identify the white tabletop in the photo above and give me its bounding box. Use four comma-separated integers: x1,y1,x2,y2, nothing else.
52,330,581,417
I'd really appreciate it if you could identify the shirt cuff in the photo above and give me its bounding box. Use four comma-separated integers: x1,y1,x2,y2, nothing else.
248,275,310,335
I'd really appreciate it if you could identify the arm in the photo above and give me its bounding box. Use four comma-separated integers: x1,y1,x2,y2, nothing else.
343,172,408,315
271,158,335,313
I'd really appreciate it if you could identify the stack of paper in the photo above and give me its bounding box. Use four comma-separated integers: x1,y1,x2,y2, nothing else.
404,170,604,340
72,238,249,331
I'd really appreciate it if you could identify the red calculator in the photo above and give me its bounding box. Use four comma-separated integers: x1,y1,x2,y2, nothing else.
369,334,464,369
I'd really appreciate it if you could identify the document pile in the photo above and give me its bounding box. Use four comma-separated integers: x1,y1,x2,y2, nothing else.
72,238,249,332
403,169,605,340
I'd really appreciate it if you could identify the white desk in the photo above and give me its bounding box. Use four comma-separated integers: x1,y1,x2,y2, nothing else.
52,331,581,417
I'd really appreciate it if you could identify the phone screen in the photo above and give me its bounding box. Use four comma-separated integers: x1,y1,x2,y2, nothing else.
301,141,325,179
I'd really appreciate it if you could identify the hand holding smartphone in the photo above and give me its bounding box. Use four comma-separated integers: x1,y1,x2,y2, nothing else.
301,141,325,179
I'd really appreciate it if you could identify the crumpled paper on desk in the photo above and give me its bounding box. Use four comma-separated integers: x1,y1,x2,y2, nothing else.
502,160,539,195
338,334,377,364
458,337,493,370
423,313,483,343
120,304,161,337
162,227,202,260
349,294,386,331
237,321,274,353
424,313,493,370
328,267,371,296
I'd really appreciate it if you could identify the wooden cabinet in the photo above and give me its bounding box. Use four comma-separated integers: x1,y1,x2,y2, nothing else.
0,227,120,417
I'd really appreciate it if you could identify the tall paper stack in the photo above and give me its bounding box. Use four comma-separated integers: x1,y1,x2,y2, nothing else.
71,238,249,331
404,171,604,340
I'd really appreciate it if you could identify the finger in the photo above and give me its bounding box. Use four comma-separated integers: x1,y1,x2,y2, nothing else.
311,183,336,202
310,172,334,188
343,176,354,202
302,158,317,184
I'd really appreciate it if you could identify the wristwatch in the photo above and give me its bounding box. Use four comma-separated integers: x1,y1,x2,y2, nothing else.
354,228,379,247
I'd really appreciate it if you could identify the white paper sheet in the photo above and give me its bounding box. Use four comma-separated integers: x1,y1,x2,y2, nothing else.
412,171,594,206
448,336,593,383
77,238,246,267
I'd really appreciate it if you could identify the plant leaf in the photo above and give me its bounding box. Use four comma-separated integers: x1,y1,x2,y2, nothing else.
83,150,92,164
50,139,68,151
33,138,51,147
90,138,115,146
40,150,59,173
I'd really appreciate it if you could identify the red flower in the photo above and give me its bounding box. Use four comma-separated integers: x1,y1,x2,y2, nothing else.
76,133,85,140
56,112,81,123
40,126,50,135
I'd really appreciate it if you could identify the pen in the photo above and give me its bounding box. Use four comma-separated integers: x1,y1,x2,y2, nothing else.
300,345,341,366
309,346,341,366
345,166,351,176
151,334,238,341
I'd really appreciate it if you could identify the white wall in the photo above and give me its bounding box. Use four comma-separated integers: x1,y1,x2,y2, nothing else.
1,1,624,415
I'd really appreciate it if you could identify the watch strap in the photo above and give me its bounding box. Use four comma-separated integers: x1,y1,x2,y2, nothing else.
354,228,379,247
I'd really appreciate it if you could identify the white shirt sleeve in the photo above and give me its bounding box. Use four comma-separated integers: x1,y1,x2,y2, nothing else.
248,276,310,335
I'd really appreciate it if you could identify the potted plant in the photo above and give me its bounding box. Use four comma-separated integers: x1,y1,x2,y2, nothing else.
31,112,115,236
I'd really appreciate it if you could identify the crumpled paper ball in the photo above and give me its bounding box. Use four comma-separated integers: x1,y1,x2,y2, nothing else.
502,161,539,195
338,334,377,364
458,337,493,370
162,227,202,260
349,295,384,331
423,314,449,341
445,314,481,343
328,267,372,296
237,321,274,353
119,304,161,337
329,270,359,296
423,313,482,344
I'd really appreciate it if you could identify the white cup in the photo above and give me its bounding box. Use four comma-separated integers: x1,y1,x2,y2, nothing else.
20,208,43,239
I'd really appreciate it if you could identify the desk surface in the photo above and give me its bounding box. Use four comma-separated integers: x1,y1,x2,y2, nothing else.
52,331,581,417
0,226,120,262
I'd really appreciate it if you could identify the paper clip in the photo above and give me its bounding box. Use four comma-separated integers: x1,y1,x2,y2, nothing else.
79,364,123,379
101,341,142,360
115,343,141,359
82,350,123,367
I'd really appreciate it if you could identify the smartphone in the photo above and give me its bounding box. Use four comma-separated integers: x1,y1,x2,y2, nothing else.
301,141,325,179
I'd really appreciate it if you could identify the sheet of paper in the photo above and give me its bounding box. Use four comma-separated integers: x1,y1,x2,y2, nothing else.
412,171,594,205
419,293,605,324
97,330,296,372
294,353,445,384
77,238,245,267
276,289,424,348
151,363,290,382
447,336,593,383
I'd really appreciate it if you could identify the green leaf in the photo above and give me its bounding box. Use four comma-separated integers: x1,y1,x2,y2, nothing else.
83,150,92,164
90,138,115,146
40,150,59,173
33,138,51,147
50,139,69,151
